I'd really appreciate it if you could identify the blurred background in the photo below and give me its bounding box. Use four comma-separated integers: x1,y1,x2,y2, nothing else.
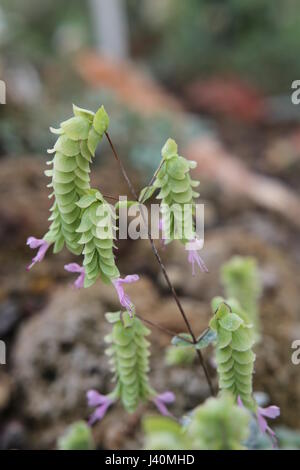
0,0,300,449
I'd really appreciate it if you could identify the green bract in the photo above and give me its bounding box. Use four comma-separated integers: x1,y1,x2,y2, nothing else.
105,312,154,413
153,138,200,244
143,393,250,450
44,104,109,255
57,421,95,450
187,393,250,450
76,190,119,286
221,256,262,338
210,298,256,411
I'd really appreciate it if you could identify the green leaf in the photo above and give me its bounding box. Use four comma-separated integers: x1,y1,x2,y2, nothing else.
57,421,94,450
231,327,254,352
72,104,94,121
217,327,232,349
60,116,90,141
87,128,100,156
93,105,109,135
171,333,193,347
219,313,243,332
76,194,97,208
139,185,156,203
54,135,80,156
195,329,217,349
105,311,121,324
115,200,139,210
161,138,178,159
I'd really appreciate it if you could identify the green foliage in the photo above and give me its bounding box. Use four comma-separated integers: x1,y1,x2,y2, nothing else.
105,312,154,413
153,138,199,244
171,329,217,349
165,345,195,366
144,415,187,450
143,393,250,450
210,299,256,411
57,421,95,450
187,393,250,450
167,328,216,366
221,256,262,337
76,190,119,286
44,104,109,255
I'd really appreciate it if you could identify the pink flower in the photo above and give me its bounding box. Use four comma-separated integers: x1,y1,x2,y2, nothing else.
112,274,139,315
257,405,280,447
186,239,208,276
86,390,114,426
152,391,175,417
237,396,280,447
26,237,50,270
64,263,85,289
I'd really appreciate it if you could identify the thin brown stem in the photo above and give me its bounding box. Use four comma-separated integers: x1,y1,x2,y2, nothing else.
102,193,119,201
139,158,164,203
105,131,215,396
135,313,194,344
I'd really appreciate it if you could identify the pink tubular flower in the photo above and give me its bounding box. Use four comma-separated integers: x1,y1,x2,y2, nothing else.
152,391,175,417
26,237,50,270
112,274,139,315
86,390,115,426
257,405,280,446
186,239,208,276
64,263,85,289
237,396,280,447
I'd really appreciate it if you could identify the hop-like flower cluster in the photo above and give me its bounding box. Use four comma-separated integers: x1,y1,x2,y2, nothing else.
87,312,175,423
76,190,119,286
154,138,199,244
211,297,280,444
210,298,256,411
44,104,109,255
105,311,154,413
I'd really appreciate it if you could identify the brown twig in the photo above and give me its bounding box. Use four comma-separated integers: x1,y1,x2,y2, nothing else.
105,131,215,396
102,193,119,201
135,313,194,344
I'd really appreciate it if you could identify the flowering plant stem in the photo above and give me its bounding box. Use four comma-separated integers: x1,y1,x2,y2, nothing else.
105,131,215,396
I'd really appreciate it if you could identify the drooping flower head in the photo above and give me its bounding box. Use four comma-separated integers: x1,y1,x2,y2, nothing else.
64,263,85,289
112,275,139,315
26,237,50,270
86,311,175,425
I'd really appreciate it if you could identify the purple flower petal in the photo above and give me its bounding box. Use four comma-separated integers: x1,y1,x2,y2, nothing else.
259,405,280,420
112,275,139,315
86,389,114,425
64,263,85,289
64,263,83,273
86,390,108,407
153,391,175,417
238,396,280,447
156,391,175,404
26,237,50,270
186,239,208,276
